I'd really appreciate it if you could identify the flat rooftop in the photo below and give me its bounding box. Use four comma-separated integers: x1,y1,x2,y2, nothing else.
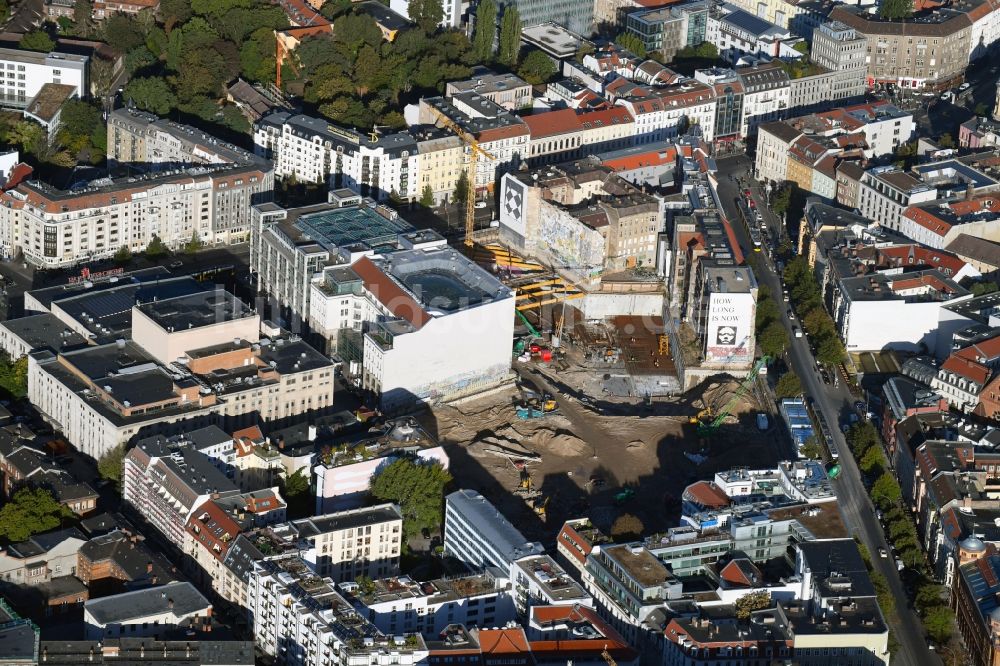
512,555,589,602
522,22,590,57
1,313,87,353
84,582,209,625
295,205,413,250
383,246,511,314
287,504,401,539
447,490,544,562
24,83,76,123
602,544,673,588
136,289,254,333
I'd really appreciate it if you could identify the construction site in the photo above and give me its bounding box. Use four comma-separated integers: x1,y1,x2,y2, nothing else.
413,244,784,542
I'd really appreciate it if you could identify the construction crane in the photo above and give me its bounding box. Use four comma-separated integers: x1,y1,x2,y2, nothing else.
426,105,496,249
695,355,771,437
601,648,617,666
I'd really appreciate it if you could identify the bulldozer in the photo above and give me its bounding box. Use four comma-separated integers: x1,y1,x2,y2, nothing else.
532,495,550,519
689,408,712,425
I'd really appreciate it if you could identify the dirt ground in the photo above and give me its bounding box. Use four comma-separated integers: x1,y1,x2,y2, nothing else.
420,373,782,542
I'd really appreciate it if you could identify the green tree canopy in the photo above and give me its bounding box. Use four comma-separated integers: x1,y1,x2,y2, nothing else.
125,77,177,115
419,185,434,207
734,591,770,619
859,444,885,476
0,353,27,399
518,49,555,85
615,32,646,59
758,321,789,358
799,436,822,460
0,488,74,543
774,371,801,399
97,443,126,486
771,185,792,217
145,235,169,258
498,5,521,67
113,246,133,265
281,469,312,518
871,472,902,509
922,606,953,644
879,0,913,19
370,458,452,540
472,0,496,62
20,30,55,53
409,0,444,33
454,169,470,207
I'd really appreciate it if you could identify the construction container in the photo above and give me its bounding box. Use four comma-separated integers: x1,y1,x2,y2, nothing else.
540,349,553,362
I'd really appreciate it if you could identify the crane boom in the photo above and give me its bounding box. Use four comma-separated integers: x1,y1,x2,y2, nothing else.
697,355,771,437
426,105,496,248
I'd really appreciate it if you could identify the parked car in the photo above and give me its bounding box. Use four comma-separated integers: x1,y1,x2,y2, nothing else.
793,326,802,338
959,82,971,91
168,260,183,269
878,547,888,558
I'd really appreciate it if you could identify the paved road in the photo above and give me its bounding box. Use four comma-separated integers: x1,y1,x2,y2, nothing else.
715,156,936,666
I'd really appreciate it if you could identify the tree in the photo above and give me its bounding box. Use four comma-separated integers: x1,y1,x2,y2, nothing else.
160,0,193,25
938,133,955,149
859,444,885,475
20,30,55,53
453,169,471,207
799,436,822,460
792,41,808,56
472,0,496,62
125,77,177,115
871,472,902,509
879,0,913,19
0,488,74,543
184,230,204,254
975,102,989,117
518,49,555,85
610,513,644,542
97,444,126,486
409,0,444,34
915,583,946,613
102,14,148,51
145,235,169,258
758,321,789,358
771,185,792,217
615,32,646,59
816,335,846,366
280,469,312,518
734,591,770,619
774,371,801,399
847,422,880,457
498,5,521,67
923,606,953,644
971,281,999,296
370,458,452,540
0,353,26,399
113,246,133,265
871,570,895,618
74,0,94,35
419,185,434,207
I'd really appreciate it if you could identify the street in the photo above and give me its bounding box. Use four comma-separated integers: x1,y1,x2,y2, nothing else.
715,155,937,666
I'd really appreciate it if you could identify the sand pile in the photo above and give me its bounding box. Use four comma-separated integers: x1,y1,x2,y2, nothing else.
531,428,591,457
701,380,755,417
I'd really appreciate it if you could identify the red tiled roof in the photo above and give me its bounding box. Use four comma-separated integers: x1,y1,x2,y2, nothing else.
523,109,581,139
877,245,967,277
941,353,991,385
478,629,530,655
719,217,745,265
351,257,430,329
600,146,677,172
4,163,32,190
683,480,730,508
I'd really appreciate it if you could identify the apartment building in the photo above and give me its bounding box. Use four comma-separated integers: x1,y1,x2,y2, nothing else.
92,0,158,19
499,163,662,281
810,21,867,102
585,543,682,634
29,289,334,458
830,4,976,90
857,167,940,232
522,107,635,166
417,96,529,191
623,4,709,61
251,200,412,326
706,8,794,64
250,554,428,666
736,63,789,137
412,127,463,205
509,555,591,614
83,582,212,640
445,490,545,571
829,269,971,352
254,112,419,201
0,46,88,109
0,160,272,268
268,505,403,581
354,571,517,636
445,73,532,111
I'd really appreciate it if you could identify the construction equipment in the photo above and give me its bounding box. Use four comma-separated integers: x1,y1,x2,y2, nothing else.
695,355,771,437
658,334,670,355
514,309,543,354
689,408,712,425
826,462,842,480
426,105,496,249
519,468,532,490
533,495,549,519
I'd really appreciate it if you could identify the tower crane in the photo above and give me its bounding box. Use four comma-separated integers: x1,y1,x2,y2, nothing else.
426,105,496,249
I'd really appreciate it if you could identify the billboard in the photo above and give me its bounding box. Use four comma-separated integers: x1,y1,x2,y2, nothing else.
704,292,755,364
499,174,526,240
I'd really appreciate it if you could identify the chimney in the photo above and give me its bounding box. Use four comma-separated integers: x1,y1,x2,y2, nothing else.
168,598,174,610
42,647,47,662
308,425,317,441
147,562,154,574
